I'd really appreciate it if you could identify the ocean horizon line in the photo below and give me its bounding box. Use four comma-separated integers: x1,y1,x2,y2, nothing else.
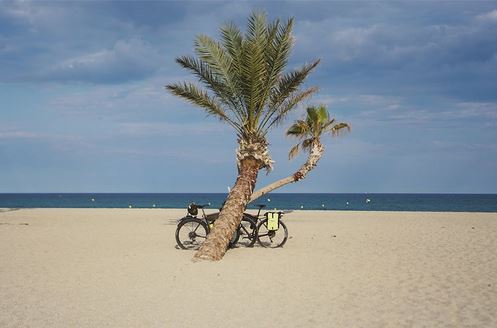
1,193,496,212
1,192,496,195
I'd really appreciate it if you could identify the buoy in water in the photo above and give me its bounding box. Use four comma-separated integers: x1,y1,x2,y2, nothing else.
91,198,95,202
128,205,132,208
152,204,156,208
366,198,371,203
346,201,349,205
267,198,271,202
300,205,304,209
322,204,325,207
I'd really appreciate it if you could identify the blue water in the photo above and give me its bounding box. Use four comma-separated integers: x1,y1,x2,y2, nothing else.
0,193,496,212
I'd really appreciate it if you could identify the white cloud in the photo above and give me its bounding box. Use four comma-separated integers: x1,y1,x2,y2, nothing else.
0,130,38,139
48,76,183,120
328,25,381,61
3,0,51,21
38,38,163,83
313,95,349,107
455,102,497,119
314,92,497,128
477,10,497,22
117,121,228,137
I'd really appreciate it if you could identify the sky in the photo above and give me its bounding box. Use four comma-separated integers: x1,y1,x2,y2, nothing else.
1,0,497,193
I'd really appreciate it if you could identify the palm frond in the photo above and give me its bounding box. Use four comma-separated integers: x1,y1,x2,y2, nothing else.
302,138,314,151
306,106,319,123
240,13,268,128
288,143,300,160
255,18,294,123
220,22,243,73
322,118,336,131
166,82,240,131
269,59,320,110
262,86,318,133
194,34,246,121
316,105,329,122
330,122,351,136
246,11,267,42
194,35,232,79
286,120,308,137
175,56,235,108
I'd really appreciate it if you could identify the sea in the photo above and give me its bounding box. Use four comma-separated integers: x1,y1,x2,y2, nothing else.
0,193,496,212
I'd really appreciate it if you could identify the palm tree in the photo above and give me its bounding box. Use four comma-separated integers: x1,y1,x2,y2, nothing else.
166,12,319,261
249,105,350,202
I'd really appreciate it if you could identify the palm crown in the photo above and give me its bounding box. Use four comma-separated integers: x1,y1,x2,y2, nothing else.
166,11,319,146
287,105,350,159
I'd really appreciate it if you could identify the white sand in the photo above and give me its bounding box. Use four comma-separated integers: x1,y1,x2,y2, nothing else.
1,208,496,327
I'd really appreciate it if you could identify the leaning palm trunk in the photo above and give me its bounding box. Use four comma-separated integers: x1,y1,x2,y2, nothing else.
194,140,270,261
249,141,324,203
193,158,259,261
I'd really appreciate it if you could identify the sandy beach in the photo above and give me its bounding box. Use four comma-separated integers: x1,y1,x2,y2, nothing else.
1,208,496,327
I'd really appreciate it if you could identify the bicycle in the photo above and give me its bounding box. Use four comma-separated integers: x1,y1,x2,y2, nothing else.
175,203,289,249
175,203,240,250
237,205,290,248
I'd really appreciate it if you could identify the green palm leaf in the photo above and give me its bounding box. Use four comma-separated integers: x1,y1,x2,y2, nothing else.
264,86,318,132
166,82,240,132
167,11,320,156
269,59,320,111
286,105,350,159
175,56,236,110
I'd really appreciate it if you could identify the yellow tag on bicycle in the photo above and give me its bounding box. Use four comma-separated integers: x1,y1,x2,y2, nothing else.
267,212,279,231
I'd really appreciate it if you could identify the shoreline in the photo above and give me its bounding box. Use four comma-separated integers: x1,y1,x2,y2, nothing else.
2,207,497,214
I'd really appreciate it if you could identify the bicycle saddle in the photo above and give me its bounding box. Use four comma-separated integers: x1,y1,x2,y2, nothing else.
256,204,266,209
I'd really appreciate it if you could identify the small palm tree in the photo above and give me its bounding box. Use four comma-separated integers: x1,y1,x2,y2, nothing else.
167,12,319,261
250,105,349,202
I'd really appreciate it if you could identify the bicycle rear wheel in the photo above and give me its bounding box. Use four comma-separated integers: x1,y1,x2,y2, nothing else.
237,215,257,247
256,219,288,248
175,218,208,250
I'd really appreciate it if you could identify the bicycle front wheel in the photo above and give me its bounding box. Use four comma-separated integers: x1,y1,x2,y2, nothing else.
175,218,208,250
256,219,288,248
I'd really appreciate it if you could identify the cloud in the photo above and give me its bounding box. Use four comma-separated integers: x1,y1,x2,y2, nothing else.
0,130,38,139
455,102,497,119
315,90,497,131
477,9,497,22
0,0,61,26
293,5,497,101
0,127,85,142
327,25,381,61
34,39,162,83
116,121,229,137
46,76,193,123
